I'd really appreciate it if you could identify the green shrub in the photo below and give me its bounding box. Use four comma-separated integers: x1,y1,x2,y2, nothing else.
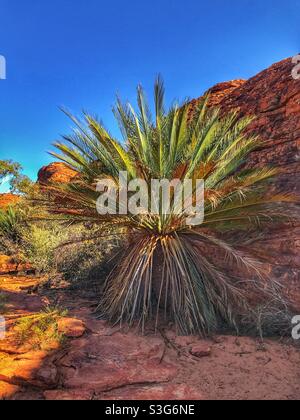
21,224,69,275
0,205,28,260
55,227,121,288
0,206,24,245
0,202,119,282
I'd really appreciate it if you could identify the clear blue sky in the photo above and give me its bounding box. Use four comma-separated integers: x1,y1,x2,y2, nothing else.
0,0,299,190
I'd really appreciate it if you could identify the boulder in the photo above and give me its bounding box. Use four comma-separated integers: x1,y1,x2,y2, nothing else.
57,318,86,338
37,162,78,185
189,343,212,358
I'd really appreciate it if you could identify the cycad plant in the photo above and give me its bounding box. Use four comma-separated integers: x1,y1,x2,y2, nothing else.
44,78,296,335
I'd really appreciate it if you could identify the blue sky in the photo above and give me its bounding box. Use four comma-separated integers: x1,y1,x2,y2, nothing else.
0,0,299,191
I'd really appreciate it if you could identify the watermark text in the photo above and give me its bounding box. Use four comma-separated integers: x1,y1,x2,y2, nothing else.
292,315,300,340
0,55,6,80
0,316,6,340
292,55,300,80
96,172,205,226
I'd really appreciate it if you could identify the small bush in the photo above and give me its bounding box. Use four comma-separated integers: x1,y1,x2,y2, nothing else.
0,202,120,283
56,228,121,288
239,304,293,338
0,206,25,255
21,224,69,275
0,203,35,261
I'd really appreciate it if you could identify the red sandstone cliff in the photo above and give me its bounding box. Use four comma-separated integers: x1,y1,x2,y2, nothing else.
191,57,300,308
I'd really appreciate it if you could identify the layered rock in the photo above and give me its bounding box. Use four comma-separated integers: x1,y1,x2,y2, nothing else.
190,58,299,177
188,79,246,119
218,58,300,178
191,57,300,309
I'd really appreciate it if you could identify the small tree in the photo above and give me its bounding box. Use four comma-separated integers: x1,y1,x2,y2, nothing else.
0,160,34,194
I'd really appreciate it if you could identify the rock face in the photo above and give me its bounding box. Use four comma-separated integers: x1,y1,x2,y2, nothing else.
191,57,300,309
0,194,20,210
218,58,300,178
37,162,77,185
190,58,299,177
188,79,246,118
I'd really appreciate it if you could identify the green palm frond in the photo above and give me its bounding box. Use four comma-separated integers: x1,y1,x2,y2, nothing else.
0,206,24,243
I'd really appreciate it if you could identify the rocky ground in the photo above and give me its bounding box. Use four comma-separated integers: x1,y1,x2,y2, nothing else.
0,274,299,401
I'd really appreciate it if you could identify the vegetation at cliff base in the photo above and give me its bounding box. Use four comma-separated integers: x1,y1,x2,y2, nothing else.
37,78,297,335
